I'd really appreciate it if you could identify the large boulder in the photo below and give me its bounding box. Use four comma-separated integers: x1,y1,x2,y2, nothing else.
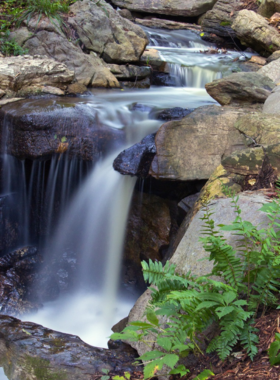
258,57,280,84
258,0,280,17
231,10,280,56
201,0,243,38
12,27,120,88
123,192,171,289
67,0,148,63
148,105,248,181
0,315,141,380
111,0,219,17
263,84,280,113
205,72,275,106
0,98,125,161
127,190,271,356
0,55,74,97
113,133,156,177
170,191,271,276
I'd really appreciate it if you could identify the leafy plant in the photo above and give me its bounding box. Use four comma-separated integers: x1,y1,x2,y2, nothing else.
268,333,280,365
112,371,131,380
101,368,110,380
111,191,280,378
0,29,28,56
17,0,69,31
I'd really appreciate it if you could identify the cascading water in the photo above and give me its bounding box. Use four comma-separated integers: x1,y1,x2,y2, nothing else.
0,25,252,365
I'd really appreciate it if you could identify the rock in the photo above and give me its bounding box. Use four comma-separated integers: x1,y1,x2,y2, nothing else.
231,10,280,56
0,98,125,161
123,192,171,289
201,0,243,38
149,107,195,121
21,31,119,87
9,27,32,46
111,0,219,17
127,191,272,357
150,71,175,86
113,133,156,177
0,315,141,380
148,106,248,181
267,50,280,62
118,8,134,20
0,56,74,96
249,56,267,65
0,194,20,255
263,84,280,113
0,98,23,107
222,147,265,175
178,193,200,213
258,57,280,84
205,72,275,106
0,90,5,99
135,18,202,30
67,0,148,63
258,0,280,17
120,77,150,88
170,191,271,277
140,48,168,72
0,246,39,316
106,64,151,79
67,82,88,95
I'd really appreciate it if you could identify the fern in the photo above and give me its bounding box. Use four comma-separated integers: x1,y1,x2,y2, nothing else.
111,191,280,378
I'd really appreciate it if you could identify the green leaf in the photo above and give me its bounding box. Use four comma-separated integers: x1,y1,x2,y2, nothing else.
101,376,110,380
53,134,57,139
193,369,214,380
157,337,172,351
146,308,159,326
222,291,237,305
124,372,130,380
161,354,179,369
61,136,67,142
143,360,163,380
195,301,219,311
101,369,110,374
130,321,153,329
138,350,164,362
215,306,235,319
268,338,280,365
169,364,189,376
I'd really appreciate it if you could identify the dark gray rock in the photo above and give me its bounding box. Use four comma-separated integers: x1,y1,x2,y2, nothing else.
205,72,275,106
113,133,156,177
0,315,141,380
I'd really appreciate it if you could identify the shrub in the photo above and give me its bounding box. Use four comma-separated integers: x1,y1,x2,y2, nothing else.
111,192,280,378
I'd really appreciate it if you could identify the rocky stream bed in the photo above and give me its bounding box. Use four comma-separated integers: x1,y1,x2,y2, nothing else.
1,0,280,379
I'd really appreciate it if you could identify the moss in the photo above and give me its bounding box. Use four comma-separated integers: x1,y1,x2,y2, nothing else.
25,355,67,380
220,21,231,26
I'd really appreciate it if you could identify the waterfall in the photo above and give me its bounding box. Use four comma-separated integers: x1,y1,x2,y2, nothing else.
168,63,222,88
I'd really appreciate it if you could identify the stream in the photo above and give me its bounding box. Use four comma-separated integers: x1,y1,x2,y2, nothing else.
0,26,252,379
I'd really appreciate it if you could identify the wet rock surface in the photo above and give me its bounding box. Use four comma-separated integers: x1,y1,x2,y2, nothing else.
0,98,125,161
150,107,195,121
0,314,141,380
67,0,148,63
0,56,74,97
232,9,280,56
123,192,171,290
201,0,244,39
113,133,156,177
205,72,275,106
111,0,219,17
149,105,248,181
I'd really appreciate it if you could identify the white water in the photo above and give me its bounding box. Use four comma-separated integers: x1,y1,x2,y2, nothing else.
0,26,254,359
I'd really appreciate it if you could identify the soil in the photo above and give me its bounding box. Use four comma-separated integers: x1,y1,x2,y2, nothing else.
179,309,280,380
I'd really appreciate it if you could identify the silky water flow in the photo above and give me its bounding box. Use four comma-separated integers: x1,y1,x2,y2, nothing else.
0,27,253,364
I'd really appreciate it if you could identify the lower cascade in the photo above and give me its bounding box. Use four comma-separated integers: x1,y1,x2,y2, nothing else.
0,9,265,378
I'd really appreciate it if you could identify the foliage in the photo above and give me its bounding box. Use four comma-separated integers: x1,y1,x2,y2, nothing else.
101,368,110,380
17,0,70,31
111,191,280,378
268,333,280,365
0,29,28,56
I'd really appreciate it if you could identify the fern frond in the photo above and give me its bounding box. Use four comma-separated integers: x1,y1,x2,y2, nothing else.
141,259,176,285
240,322,259,360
